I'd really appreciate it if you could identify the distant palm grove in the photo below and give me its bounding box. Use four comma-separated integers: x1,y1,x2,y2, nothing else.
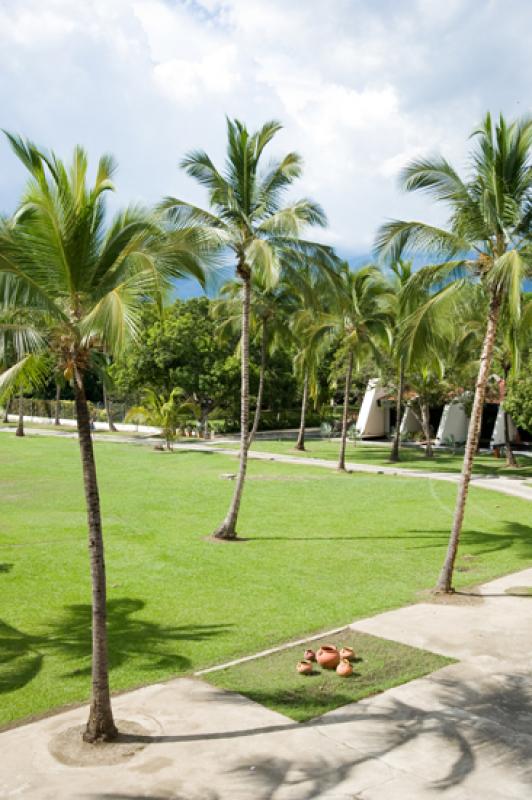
1,113,531,742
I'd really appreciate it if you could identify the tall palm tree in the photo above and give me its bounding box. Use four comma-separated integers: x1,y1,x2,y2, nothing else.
0,135,207,741
376,112,532,592
395,271,476,457
161,118,332,540
306,264,393,471
292,337,322,452
213,275,295,445
386,260,413,462
288,265,331,451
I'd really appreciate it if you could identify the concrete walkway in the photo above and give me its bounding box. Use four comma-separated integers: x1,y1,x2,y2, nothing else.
2,568,532,799
2,425,532,503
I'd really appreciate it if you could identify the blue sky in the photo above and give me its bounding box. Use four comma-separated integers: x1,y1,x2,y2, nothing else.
0,0,530,272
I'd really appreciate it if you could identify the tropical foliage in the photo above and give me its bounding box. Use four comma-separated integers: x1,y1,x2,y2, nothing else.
160,118,335,539
0,135,209,741
1,112,532,749
376,112,532,591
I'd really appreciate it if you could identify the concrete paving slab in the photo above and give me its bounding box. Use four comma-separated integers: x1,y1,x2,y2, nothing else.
2,568,532,798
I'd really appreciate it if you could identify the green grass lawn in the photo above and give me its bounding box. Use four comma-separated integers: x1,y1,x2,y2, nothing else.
1,433,531,728
205,629,452,721
243,438,532,478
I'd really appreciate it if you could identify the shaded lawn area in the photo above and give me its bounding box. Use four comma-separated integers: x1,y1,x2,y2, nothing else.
244,438,532,478
204,629,453,721
1,434,531,727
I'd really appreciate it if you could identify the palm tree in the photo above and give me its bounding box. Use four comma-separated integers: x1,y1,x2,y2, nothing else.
376,112,532,592
394,269,475,458
161,118,332,540
126,386,189,449
306,264,393,471
0,135,207,741
288,266,331,451
386,260,413,462
0,307,43,436
292,338,322,452
213,275,295,446
53,376,63,425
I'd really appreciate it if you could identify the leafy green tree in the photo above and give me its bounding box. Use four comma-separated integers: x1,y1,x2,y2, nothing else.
376,112,532,592
493,295,532,465
505,359,532,434
111,297,241,427
0,135,206,742
162,118,332,539
500,296,532,443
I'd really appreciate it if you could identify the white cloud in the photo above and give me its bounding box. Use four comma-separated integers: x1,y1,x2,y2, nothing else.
0,0,530,253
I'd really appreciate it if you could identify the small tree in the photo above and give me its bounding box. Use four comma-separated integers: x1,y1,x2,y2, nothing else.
126,387,194,448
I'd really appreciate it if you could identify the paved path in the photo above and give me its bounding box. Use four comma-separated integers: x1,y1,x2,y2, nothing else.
2,425,532,503
1,568,532,799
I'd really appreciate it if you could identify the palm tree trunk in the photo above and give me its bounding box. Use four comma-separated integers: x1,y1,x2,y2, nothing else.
295,368,309,451
390,360,404,462
421,401,433,458
3,395,11,423
337,350,354,471
504,410,517,467
54,383,61,426
15,393,24,437
248,321,267,446
213,270,251,540
103,385,117,432
74,367,117,742
436,290,502,593
201,408,210,440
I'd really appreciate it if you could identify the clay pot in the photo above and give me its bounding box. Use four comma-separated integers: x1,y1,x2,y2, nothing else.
340,646,355,661
316,645,340,670
297,659,313,675
304,648,316,662
336,658,353,677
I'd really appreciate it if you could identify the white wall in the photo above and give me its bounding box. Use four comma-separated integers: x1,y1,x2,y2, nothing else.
491,406,518,446
436,402,469,446
399,405,423,435
356,379,388,437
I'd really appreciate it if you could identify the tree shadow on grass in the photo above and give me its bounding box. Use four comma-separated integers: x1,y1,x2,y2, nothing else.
0,598,229,695
246,522,532,552
408,521,532,562
0,563,13,573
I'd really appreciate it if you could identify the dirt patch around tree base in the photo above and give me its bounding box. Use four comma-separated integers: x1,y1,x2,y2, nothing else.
48,719,152,767
417,588,485,606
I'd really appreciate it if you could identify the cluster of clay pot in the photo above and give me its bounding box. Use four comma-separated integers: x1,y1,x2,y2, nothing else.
296,644,355,677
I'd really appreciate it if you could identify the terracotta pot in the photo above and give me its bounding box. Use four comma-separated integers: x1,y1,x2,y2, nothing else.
297,659,313,675
339,646,355,661
336,658,353,677
316,645,340,670
304,648,316,662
